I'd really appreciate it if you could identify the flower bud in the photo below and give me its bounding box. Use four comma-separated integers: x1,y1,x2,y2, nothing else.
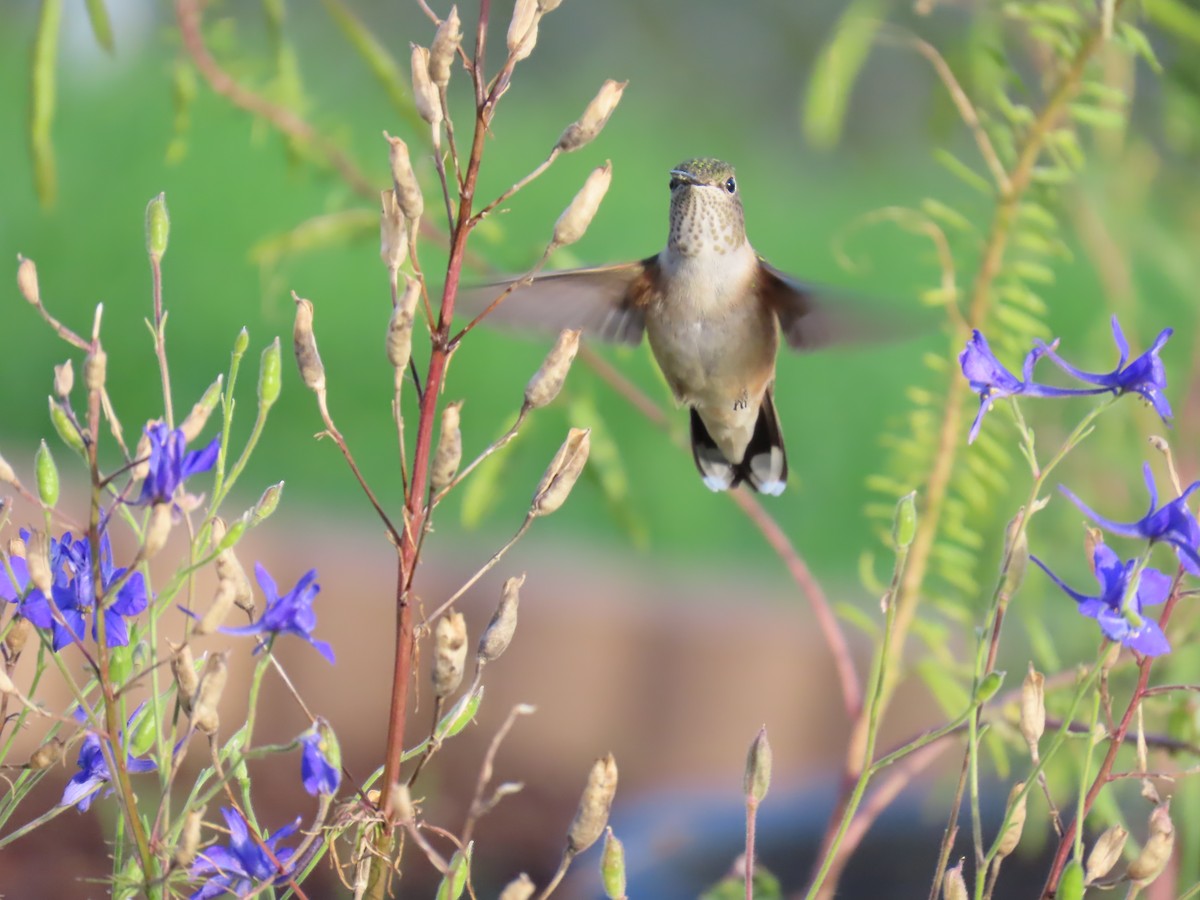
1085,824,1128,884
433,611,468,698
524,329,580,411
383,132,424,223
233,327,250,357
498,874,535,900
1126,802,1174,885
995,782,1027,859
175,806,206,868
567,752,618,854
0,452,16,486
84,347,107,394
553,162,612,247
892,490,917,549
35,440,58,508
387,275,422,382
380,189,408,272
145,192,170,259
507,0,539,60
258,337,281,411
431,401,464,493
292,294,326,394
942,860,967,900
1002,510,1029,595
601,828,626,899
17,255,40,305
1020,662,1045,755
28,736,65,771
744,725,772,805
191,652,229,734
170,642,199,714
429,6,461,87
181,376,223,442
410,46,443,129
557,80,627,153
53,360,74,398
532,428,590,516
479,573,523,662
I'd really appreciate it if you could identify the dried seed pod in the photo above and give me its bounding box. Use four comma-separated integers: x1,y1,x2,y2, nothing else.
1085,824,1128,885
53,360,74,398
532,428,590,516
557,80,627,153
5,616,34,658
553,162,612,248
292,294,326,394
17,256,40,305
498,874,535,900
428,6,461,88
383,132,425,223
0,451,16,486
131,427,153,481
191,652,229,735
567,752,618,854
432,612,468,698
28,736,65,771
196,579,238,636
537,0,563,12
142,503,173,560
175,806,206,868
942,860,968,900
380,188,408,272
1020,662,1045,755
994,782,1027,859
1127,802,1174,885
170,642,199,714
430,401,464,493
507,0,540,60
84,347,107,394
387,275,422,380
479,573,523,663
1002,510,1029,595
25,530,53,597
744,726,772,805
180,376,223,443
410,45,443,130
524,329,580,411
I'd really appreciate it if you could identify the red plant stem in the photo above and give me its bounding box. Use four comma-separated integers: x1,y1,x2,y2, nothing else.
378,2,492,820
1039,587,1181,897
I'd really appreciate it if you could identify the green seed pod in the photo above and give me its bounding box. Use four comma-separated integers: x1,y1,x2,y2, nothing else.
744,725,772,805
49,398,85,457
600,828,626,899
129,704,158,757
258,337,282,410
35,440,59,508
1055,860,1085,900
233,327,250,358
892,490,917,549
975,670,1004,704
145,193,170,259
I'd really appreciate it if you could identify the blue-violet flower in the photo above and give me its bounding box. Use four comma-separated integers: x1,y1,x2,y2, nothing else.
218,565,334,662
189,807,299,900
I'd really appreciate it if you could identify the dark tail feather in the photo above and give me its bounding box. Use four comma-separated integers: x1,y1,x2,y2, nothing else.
734,391,788,495
690,408,737,492
689,394,788,495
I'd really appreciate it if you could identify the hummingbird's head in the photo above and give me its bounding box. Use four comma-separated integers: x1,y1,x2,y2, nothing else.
667,157,746,257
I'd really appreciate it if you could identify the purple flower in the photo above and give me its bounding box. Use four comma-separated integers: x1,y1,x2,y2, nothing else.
5,531,147,651
1039,316,1173,422
1031,545,1171,656
959,331,1103,443
218,565,334,663
61,710,157,811
134,422,220,507
189,807,299,900
1060,463,1200,575
300,724,340,797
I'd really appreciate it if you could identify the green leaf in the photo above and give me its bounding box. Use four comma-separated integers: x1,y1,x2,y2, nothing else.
802,0,884,150
84,0,114,54
250,210,378,267
916,658,970,718
435,843,472,900
460,421,524,529
30,0,63,208
933,148,994,195
1068,102,1127,131
567,394,648,550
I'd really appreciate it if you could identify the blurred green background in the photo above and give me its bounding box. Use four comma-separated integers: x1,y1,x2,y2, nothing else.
4,0,1200,894
3,0,1198,584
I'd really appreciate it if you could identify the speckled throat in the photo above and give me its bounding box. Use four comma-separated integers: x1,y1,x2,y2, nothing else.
667,182,746,258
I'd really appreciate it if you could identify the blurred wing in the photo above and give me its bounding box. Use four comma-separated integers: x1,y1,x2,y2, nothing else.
457,258,661,346
758,259,914,351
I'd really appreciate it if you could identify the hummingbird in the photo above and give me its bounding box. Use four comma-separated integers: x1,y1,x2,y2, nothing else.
467,157,866,495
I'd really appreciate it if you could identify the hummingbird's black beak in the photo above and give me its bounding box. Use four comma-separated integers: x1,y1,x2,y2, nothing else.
669,169,701,187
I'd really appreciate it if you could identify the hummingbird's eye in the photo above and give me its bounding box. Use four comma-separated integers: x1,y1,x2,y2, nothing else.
724,177,737,194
